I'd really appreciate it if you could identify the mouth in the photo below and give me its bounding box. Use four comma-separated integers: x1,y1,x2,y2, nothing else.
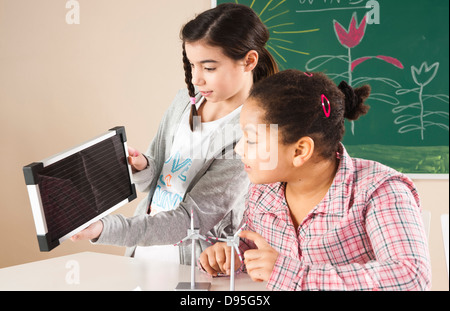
199,91,213,97
243,164,251,172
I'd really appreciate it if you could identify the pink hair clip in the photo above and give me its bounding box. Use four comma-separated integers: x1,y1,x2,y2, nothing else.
190,97,196,106
304,72,313,77
321,94,331,118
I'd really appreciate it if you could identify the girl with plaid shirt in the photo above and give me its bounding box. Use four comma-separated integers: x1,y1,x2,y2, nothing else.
199,70,431,291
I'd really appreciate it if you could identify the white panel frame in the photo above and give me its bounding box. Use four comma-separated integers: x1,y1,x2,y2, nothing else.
27,185,48,235
24,127,135,250
41,131,116,167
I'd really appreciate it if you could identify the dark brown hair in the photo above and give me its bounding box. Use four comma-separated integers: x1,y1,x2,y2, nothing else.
249,69,371,159
180,3,279,131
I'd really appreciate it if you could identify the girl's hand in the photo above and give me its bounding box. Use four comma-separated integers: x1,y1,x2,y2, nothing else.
127,146,147,172
240,230,279,282
199,242,241,277
70,220,103,241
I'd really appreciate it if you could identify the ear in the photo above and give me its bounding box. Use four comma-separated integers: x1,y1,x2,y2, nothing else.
292,137,314,167
243,50,259,72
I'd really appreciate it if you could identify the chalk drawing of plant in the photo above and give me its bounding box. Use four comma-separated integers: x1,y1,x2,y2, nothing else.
306,12,404,135
393,61,449,140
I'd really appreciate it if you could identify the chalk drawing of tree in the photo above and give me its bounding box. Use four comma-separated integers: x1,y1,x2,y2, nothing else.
394,62,449,140
305,12,404,135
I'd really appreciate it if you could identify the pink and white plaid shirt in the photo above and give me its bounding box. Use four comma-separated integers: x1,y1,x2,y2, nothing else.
240,144,431,291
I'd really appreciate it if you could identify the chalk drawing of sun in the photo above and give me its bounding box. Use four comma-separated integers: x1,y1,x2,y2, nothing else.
233,0,320,68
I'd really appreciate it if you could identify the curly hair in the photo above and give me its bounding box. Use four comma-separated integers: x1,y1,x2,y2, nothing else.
249,69,371,159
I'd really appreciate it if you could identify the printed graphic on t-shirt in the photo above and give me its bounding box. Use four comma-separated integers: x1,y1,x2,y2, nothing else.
150,151,193,215
149,99,242,217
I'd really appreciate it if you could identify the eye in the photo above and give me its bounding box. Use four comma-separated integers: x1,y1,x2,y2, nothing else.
204,67,216,72
246,140,256,145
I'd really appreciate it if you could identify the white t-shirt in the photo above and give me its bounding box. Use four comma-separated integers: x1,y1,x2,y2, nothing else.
134,98,242,262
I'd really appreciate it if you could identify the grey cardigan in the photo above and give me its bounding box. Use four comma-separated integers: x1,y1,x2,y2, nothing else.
94,89,249,264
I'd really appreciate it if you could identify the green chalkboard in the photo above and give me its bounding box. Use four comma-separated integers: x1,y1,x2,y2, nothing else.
216,0,449,176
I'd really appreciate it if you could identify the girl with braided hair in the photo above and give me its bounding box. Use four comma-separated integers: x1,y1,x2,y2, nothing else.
72,3,278,266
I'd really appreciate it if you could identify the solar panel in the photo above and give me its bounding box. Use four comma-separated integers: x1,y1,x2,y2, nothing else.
23,126,136,251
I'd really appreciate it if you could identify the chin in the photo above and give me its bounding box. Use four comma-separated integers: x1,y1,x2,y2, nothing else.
248,174,279,185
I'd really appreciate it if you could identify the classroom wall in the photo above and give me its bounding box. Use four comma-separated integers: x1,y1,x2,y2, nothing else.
0,0,448,291
0,0,211,270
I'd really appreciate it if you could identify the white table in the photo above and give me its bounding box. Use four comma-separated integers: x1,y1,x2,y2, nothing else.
0,252,268,291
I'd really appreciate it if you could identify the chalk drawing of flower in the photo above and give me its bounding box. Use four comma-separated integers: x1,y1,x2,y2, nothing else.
307,12,404,135
411,62,439,87
332,12,404,83
394,61,449,140
333,12,367,49
352,55,404,72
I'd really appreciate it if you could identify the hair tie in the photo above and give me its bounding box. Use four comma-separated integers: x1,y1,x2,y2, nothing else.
190,97,196,106
338,80,358,109
321,94,331,118
304,72,313,77
338,81,362,120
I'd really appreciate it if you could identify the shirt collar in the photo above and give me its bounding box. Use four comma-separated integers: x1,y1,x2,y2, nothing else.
313,143,354,216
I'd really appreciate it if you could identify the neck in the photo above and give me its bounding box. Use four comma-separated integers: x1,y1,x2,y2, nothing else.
200,76,253,121
286,157,338,200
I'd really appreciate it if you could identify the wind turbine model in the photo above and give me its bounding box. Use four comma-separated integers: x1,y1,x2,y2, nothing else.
209,223,246,291
174,208,212,291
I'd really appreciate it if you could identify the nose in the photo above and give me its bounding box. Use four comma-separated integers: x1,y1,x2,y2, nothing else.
191,67,205,86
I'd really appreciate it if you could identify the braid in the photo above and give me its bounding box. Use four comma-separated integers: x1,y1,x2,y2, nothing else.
182,44,198,131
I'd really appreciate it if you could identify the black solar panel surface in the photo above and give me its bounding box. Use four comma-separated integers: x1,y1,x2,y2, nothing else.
37,135,132,241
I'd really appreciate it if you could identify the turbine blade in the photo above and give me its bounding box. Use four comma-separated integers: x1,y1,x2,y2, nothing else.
234,245,244,262
234,223,247,238
198,235,213,244
173,235,191,246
